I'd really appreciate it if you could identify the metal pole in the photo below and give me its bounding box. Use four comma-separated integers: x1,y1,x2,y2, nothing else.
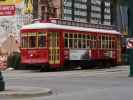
0,71,5,91
127,0,133,77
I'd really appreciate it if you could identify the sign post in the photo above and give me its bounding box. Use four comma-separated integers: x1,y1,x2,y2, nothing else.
0,72,5,91
127,0,133,77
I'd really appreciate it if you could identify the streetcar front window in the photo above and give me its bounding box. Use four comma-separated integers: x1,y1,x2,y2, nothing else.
21,32,47,48
28,32,37,48
29,36,36,48
21,35,28,48
38,32,46,48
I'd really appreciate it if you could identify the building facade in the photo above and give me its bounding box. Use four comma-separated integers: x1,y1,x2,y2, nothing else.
34,0,113,25
117,5,128,36
35,0,61,19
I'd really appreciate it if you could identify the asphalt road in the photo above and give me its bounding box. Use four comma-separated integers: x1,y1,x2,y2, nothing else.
1,65,133,100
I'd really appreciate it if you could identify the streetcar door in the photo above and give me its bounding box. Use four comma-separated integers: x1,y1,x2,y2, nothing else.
48,32,60,65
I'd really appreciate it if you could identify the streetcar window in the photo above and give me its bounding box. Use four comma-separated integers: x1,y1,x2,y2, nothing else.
21,32,47,48
29,36,36,48
85,34,88,48
78,34,81,38
74,39,77,48
74,34,77,38
87,35,90,40
97,36,101,48
94,35,97,48
74,34,77,48
93,35,96,40
82,34,86,48
64,33,68,48
69,39,73,48
107,36,110,48
101,35,109,49
112,41,115,49
69,34,73,48
117,37,121,49
87,34,90,48
101,36,106,48
65,33,68,38
64,32,94,49
91,35,96,48
65,38,68,47
89,35,93,48
69,34,73,38
104,35,108,48
109,37,112,48
38,32,46,47
78,39,82,48
21,34,28,48
111,36,116,49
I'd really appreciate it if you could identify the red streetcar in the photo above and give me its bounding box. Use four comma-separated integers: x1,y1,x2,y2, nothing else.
20,18,122,70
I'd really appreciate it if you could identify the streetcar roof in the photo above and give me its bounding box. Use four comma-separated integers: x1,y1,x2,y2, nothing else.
21,23,120,34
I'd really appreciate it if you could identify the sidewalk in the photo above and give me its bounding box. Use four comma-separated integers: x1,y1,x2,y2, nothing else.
0,86,52,99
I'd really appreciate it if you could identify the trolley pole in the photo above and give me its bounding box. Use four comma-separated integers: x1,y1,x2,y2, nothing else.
127,0,133,77
0,71,5,91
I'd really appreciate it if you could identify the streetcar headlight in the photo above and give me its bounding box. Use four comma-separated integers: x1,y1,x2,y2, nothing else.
30,54,33,57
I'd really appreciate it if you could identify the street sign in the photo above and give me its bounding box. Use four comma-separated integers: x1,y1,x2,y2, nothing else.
126,38,133,49
0,5,15,16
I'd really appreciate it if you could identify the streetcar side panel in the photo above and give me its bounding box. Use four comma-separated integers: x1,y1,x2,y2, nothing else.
21,48,48,64
62,30,122,68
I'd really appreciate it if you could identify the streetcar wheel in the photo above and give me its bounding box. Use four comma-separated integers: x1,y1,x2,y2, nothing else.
40,64,50,72
80,63,89,69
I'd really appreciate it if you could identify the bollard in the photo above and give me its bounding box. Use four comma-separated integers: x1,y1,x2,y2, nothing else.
0,71,5,91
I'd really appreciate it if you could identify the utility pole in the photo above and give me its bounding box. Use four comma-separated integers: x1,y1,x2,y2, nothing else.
127,0,133,76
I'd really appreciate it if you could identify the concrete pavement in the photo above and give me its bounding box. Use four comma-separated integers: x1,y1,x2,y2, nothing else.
0,86,52,98
0,65,129,99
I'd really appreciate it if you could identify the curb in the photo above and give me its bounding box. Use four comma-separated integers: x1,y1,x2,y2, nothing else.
0,86,52,98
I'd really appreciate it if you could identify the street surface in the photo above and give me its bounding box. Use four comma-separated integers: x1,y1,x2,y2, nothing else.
1,65,133,100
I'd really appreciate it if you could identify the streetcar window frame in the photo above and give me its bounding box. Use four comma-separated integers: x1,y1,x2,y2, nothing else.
28,32,37,48
64,32,91,49
37,32,47,48
64,32,119,50
21,32,47,48
21,34,28,48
